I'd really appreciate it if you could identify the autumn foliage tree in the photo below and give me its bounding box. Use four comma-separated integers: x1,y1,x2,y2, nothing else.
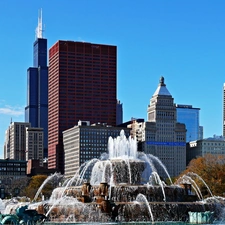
179,154,225,197
24,175,54,200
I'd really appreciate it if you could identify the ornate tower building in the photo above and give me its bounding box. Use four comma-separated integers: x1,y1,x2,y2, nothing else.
132,77,186,178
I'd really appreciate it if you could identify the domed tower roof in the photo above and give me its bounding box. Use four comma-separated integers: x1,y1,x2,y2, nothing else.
153,76,171,97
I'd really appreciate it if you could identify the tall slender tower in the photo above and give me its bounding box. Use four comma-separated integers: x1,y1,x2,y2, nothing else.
48,40,117,173
25,9,48,158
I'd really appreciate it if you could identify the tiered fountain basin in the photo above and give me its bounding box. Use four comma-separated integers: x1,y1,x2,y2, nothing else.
36,181,218,223
34,156,218,223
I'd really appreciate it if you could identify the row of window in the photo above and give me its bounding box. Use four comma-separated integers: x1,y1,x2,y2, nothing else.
0,172,26,175
0,167,26,171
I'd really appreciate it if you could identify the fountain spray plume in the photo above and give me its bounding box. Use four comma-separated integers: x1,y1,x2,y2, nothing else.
147,154,173,185
33,172,64,202
136,193,154,222
46,196,84,218
76,158,99,186
150,171,166,201
176,175,204,200
101,160,113,183
108,130,137,159
58,161,89,199
187,172,213,197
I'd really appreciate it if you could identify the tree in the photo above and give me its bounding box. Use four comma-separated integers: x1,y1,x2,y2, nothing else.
178,154,225,197
24,175,54,200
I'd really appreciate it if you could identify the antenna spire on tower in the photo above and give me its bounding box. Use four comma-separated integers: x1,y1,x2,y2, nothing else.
35,8,43,39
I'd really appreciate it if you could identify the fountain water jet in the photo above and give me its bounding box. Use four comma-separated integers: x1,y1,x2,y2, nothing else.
33,172,63,202
187,172,213,197
147,154,173,185
176,175,204,200
136,193,154,222
76,158,99,186
149,171,166,201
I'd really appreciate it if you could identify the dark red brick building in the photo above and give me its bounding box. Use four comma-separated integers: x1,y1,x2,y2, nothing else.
48,41,117,173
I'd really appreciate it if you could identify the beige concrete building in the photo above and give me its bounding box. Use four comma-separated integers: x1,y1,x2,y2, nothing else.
63,121,130,178
129,77,186,178
187,135,225,165
4,122,31,161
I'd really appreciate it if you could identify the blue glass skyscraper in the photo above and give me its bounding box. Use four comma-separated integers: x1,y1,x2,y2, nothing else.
25,10,48,157
176,104,201,142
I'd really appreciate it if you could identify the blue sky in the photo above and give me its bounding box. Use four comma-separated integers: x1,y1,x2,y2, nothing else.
0,0,225,158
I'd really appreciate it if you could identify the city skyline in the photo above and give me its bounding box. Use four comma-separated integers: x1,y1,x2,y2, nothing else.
1,0,225,158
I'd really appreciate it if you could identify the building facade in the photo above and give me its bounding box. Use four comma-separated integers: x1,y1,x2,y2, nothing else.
176,104,201,142
48,41,117,173
4,122,31,161
186,135,225,165
25,127,44,166
0,159,27,199
199,126,203,140
4,128,10,159
63,121,130,178
130,77,186,178
25,11,48,158
116,100,123,125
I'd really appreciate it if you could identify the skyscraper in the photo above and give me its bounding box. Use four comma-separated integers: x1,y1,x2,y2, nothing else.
176,104,201,142
48,40,117,173
130,77,186,178
25,10,48,158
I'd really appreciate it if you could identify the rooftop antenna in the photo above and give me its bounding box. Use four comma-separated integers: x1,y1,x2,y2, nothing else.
35,8,43,39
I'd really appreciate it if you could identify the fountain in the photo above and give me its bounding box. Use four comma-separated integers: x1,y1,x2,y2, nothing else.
1,130,225,224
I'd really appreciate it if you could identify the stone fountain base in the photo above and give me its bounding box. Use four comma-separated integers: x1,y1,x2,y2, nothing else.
32,182,222,223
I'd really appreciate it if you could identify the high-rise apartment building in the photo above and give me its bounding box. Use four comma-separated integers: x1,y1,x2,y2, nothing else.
4,122,31,161
48,41,117,173
176,104,201,142
25,10,48,158
130,77,186,178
